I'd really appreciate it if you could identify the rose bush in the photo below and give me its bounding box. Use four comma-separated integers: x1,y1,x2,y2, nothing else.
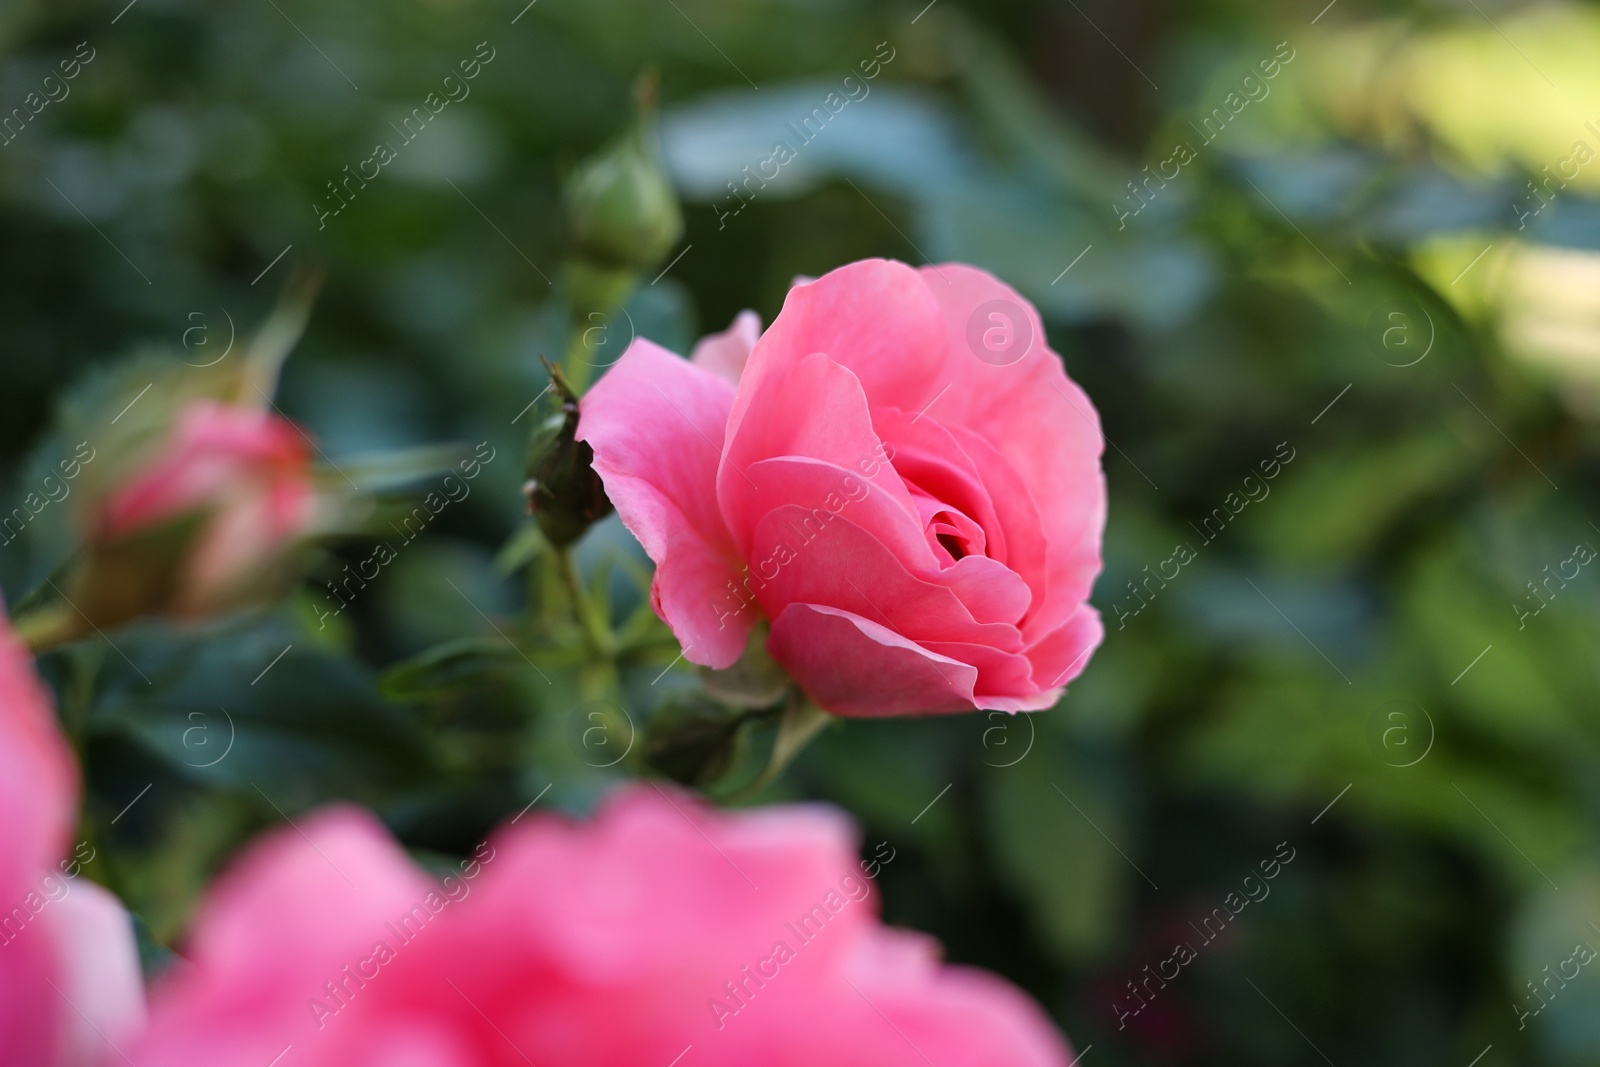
130,784,1072,1067
579,258,1105,715
0,607,145,1065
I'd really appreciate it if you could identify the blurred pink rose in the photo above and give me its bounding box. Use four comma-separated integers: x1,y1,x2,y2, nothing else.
0,608,145,1065
131,784,1072,1067
92,399,316,619
579,258,1105,715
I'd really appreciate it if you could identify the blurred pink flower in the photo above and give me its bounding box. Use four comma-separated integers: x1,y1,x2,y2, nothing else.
578,258,1106,716
94,399,317,618
0,608,145,1065
131,784,1073,1067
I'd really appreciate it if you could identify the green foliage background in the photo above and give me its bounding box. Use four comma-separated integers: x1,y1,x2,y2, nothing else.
5,0,1600,1063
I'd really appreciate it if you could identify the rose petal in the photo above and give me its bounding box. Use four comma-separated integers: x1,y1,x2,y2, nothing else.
131,787,1077,1066
578,339,752,669
915,264,1106,633
1019,600,1104,693
0,608,76,930
741,456,931,569
747,506,1029,642
46,881,146,1067
133,807,435,1066
736,259,949,418
872,408,1011,567
769,602,979,716
719,351,920,556
846,929,1072,1067
690,309,761,385
0,919,58,1066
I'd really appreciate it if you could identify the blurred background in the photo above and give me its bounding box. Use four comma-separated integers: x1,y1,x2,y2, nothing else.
5,0,1600,1063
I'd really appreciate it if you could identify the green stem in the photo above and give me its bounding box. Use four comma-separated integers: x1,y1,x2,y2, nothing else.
724,698,832,801
561,328,596,395
555,545,613,656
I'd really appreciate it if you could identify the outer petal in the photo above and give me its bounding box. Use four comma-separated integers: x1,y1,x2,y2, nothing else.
769,603,978,716
132,807,436,1067
0,611,76,911
691,309,761,385
126,786,1077,1067
441,785,866,982
0,610,78,1067
0,921,59,1066
46,881,146,1067
735,259,950,418
845,929,1071,1067
578,339,752,668
1021,601,1104,693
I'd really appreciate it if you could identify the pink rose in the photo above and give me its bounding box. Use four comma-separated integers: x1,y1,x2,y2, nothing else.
0,607,145,1065
89,399,317,619
131,785,1073,1067
579,259,1105,715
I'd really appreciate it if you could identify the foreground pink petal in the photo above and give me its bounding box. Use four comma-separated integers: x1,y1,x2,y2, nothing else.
0,608,145,1066
45,882,147,1066
0,605,75,914
132,785,1074,1067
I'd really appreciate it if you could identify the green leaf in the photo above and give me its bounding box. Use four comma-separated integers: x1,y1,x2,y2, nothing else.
380,637,527,702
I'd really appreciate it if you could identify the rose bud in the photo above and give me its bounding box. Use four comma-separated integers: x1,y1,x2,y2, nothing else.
565,76,683,273
130,784,1074,1067
74,399,318,627
524,367,614,548
578,259,1107,717
0,604,146,1065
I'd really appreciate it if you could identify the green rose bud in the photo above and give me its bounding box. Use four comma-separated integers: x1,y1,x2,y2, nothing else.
565,76,683,272
524,365,613,548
